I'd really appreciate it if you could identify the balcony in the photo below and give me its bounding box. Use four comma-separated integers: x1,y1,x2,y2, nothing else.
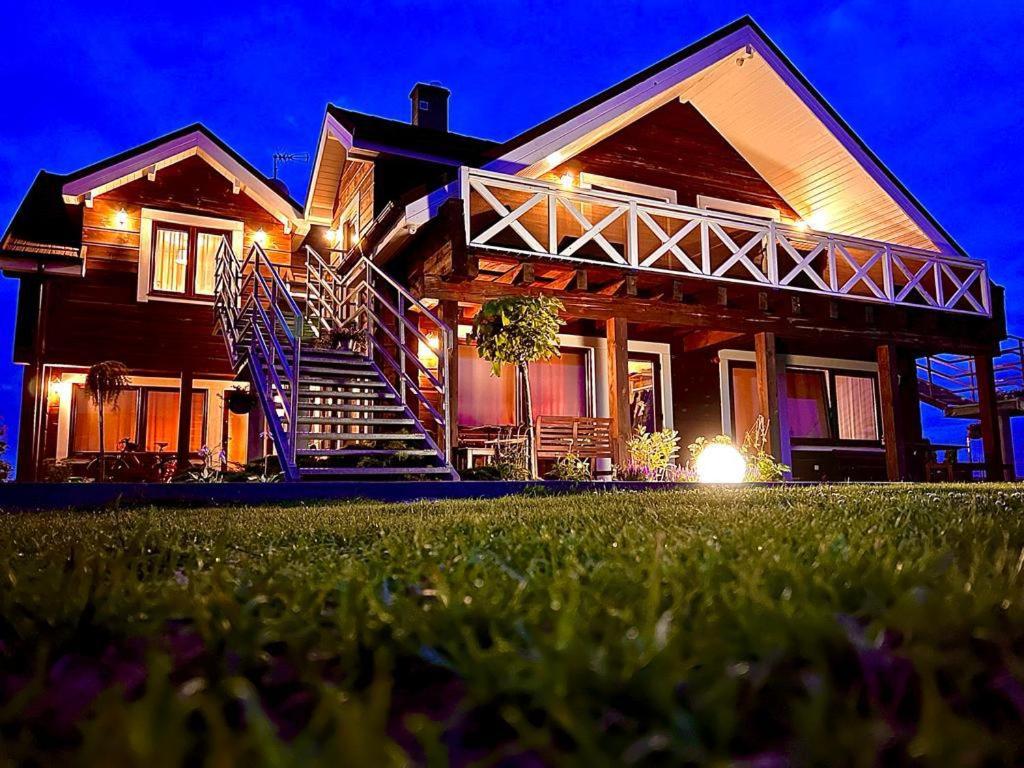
457,168,991,317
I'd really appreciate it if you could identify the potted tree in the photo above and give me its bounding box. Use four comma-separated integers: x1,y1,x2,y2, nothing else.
472,295,564,479
314,321,365,352
85,360,130,481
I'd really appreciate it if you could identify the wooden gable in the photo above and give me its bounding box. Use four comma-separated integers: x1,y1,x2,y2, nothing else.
550,100,798,219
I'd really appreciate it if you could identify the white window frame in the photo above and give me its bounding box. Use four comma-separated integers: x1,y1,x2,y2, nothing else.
137,208,243,304
697,195,781,221
579,172,677,204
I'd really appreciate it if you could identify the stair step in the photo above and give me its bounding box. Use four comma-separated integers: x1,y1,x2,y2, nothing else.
298,402,406,412
299,417,416,426
296,448,437,457
299,466,453,477
301,353,373,364
297,432,425,442
298,388,396,399
294,367,379,378
298,377,388,387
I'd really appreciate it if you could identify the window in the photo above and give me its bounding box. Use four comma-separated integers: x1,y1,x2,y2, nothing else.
786,369,831,440
70,386,140,452
579,172,677,203
696,195,781,221
456,345,592,426
728,361,881,446
529,349,590,419
835,374,879,441
729,363,758,441
151,224,227,299
628,355,662,433
70,385,207,454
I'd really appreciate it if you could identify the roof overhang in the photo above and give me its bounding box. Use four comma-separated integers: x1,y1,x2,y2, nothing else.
304,113,355,225
62,128,309,235
486,19,961,255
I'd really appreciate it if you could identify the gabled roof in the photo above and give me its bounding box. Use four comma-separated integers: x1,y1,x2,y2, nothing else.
484,16,963,256
60,123,307,232
305,106,498,223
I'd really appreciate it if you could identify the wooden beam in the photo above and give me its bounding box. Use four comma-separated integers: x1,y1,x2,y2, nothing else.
754,332,783,461
876,344,908,481
175,370,194,474
975,352,1005,481
671,280,689,303
607,317,630,466
683,329,745,352
717,286,728,306
422,277,997,355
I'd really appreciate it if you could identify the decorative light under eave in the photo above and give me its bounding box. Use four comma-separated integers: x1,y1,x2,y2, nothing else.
559,172,575,188
325,228,338,246
694,443,747,484
254,228,268,248
114,208,128,230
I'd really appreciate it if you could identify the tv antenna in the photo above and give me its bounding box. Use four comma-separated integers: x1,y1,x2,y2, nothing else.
272,151,309,179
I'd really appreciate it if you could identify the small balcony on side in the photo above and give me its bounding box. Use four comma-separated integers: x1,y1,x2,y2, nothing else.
457,168,991,317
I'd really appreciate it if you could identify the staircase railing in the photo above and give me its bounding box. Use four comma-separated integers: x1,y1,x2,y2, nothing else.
305,246,456,464
918,334,1024,406
215,239,303,480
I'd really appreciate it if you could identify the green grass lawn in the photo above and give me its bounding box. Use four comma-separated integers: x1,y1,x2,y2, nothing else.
3,487,1024,766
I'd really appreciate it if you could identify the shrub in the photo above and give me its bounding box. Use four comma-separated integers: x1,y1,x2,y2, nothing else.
687,416,789,482
615,426,681,481
549,453,592,481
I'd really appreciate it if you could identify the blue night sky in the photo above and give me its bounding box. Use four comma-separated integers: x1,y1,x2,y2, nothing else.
1,1,1021,472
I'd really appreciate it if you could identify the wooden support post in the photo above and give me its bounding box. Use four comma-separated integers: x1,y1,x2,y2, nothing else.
607,317,630,466
876,344,909,481
573,269,588,291
754,332,784,462
176,370,194,475
975,352,1005,481
624,273,638,297
717,286,728,306
672,280,687,303
438,300,460,454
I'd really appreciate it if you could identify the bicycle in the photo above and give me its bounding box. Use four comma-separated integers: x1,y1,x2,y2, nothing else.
85,438,178,482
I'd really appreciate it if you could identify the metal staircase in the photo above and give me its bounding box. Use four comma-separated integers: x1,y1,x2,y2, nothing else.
917,335,1024,417
213,239,458,481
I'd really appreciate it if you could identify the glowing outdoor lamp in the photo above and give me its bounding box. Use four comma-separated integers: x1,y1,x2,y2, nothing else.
418,332,440,367
694,443,747,483
325,228,339,246
559,171,575,188
114,207,128,229
254,228,268,248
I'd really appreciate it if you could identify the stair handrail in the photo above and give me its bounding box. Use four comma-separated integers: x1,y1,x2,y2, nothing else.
918,332,1024,406
305,246,456,463
215,239,303,479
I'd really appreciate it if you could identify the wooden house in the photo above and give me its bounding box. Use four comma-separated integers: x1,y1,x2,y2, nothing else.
2,17,1017,482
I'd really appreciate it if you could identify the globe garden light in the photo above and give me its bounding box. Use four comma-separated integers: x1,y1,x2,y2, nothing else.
694,443,747,483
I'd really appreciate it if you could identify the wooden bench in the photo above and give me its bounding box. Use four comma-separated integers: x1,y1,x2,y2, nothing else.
534,415,614,470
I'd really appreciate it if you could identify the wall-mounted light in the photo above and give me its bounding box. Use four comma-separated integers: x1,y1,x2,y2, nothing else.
114,208,128,230
559,172,575,188
806,210,829,231
254,228,268,248
325,228,338,246
418,332,440,368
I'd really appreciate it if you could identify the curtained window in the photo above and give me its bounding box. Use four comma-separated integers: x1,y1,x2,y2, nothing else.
458,346,515,427
786,369,831,440
71,386,140,452
226,409,249,465
835,374,879,440
151,224,227,299
529,349,589,419
141,390,207,452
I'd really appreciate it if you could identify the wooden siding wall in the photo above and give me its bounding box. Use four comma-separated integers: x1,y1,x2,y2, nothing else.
553,100,799,218
334,160,374,236
41,155,298,375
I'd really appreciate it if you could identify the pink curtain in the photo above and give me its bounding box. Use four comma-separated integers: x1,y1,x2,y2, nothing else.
458,346,515,426
786,370,831,439
529,350,587,418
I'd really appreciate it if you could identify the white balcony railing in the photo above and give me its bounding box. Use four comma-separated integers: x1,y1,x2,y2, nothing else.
457,168,991,317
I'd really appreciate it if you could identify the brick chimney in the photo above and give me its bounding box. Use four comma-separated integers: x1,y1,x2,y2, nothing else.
410,82,450,132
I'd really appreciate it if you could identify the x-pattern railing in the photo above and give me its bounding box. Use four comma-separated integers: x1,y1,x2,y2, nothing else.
460,168,991,316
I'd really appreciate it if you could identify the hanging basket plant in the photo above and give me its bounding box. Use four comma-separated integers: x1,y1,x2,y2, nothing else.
226,387,257,415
